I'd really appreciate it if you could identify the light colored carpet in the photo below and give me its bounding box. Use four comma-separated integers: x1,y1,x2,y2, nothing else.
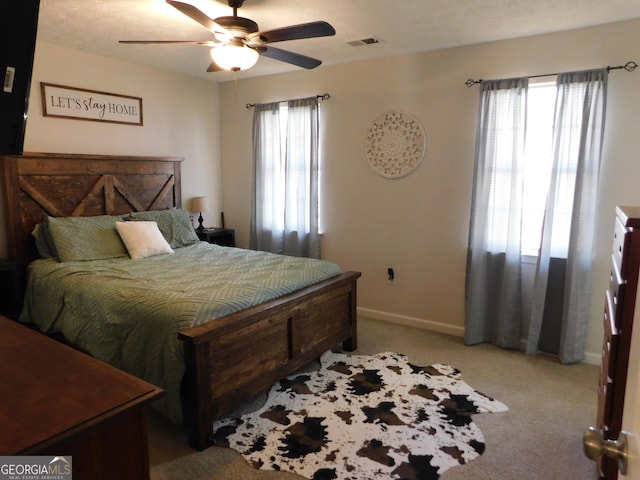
149,317,600,480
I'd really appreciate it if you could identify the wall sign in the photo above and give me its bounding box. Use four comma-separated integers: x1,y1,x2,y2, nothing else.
365,110,426,178
40,83,143,126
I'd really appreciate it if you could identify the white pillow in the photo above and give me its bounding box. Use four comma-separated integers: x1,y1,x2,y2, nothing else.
115,221,174,259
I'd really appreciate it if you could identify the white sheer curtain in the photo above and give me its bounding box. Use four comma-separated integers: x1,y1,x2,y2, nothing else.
250,96,321,258
527,69,608,363
465,78,528,348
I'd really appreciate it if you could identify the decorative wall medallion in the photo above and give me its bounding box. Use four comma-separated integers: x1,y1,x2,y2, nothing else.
365,110,426,178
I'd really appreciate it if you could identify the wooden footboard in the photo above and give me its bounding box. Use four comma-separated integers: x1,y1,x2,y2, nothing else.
179,270,360,451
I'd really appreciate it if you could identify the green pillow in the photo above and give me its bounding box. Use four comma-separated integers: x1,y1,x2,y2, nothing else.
47,215,128,262
32,217,58,259
130,208,198,248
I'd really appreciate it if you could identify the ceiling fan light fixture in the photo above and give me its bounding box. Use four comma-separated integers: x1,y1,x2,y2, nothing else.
210,42,259,71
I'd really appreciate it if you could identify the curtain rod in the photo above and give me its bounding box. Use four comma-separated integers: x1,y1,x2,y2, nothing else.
464,60,638,87
245,93,330,109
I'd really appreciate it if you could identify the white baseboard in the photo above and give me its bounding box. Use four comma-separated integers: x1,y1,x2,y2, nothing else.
358,307,601,366
357,307,465,337
582,351,601,366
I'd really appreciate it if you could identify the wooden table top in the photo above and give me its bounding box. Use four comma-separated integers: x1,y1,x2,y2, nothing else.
0,316,164,454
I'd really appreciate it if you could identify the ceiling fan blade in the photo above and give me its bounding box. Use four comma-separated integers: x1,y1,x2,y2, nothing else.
119,40,218,46
166,0,226,34
206,62,225,73
257,45,322,69
253,21,335,44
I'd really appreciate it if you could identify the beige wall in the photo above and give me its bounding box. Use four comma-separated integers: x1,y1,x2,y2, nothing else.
219,18,640,363
0,41,222,257
4,19,639,363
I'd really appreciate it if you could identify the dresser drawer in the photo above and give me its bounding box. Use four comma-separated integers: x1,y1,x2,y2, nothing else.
597,293,618,432
603,290,619,380
613,217,632,280
609,256,626,328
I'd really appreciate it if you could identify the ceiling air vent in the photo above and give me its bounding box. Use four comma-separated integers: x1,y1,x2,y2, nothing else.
347,37,381,47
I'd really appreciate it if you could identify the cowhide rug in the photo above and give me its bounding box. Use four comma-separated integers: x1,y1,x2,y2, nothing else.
212,351,507,480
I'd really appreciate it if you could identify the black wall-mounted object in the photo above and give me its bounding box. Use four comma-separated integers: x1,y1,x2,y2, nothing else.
0,0,40,155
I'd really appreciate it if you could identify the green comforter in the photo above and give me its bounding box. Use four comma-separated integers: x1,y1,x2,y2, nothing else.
20,242,343,423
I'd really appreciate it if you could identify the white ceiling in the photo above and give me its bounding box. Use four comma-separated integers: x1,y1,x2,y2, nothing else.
37,0,640,82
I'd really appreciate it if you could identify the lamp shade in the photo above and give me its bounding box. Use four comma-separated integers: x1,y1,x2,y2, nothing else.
191,196,206,213
210,42,259,71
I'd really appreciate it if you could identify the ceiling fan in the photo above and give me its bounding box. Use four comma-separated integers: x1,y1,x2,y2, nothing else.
119,0,336,72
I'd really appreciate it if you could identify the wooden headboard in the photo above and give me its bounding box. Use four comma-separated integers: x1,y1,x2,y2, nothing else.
2,152,183,267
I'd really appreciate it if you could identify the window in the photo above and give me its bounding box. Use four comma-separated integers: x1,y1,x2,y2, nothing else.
521,82,556,256
467,70,608,361
484,81,577,257
250,97,321,258
259,104,288,233
257,103,314,232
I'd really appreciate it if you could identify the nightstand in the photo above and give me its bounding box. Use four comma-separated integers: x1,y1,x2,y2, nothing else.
196,228,236,247
0,258,21,320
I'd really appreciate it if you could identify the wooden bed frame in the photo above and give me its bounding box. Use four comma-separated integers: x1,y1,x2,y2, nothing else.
1,152,360,451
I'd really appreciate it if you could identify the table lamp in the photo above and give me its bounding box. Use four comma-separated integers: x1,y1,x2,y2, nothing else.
191,196,206,232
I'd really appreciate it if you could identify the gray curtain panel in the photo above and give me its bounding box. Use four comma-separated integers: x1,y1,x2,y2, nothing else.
465,78,528,348
527,69,608,363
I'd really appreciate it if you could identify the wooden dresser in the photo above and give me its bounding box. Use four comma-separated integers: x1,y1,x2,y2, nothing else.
597,206,640,479
0,316,164,480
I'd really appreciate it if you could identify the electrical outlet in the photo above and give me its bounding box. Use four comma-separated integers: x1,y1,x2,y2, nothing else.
3,66,16,93
387,267,396,285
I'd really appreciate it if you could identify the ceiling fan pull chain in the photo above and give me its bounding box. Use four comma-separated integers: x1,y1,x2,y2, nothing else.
233,70,238,97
